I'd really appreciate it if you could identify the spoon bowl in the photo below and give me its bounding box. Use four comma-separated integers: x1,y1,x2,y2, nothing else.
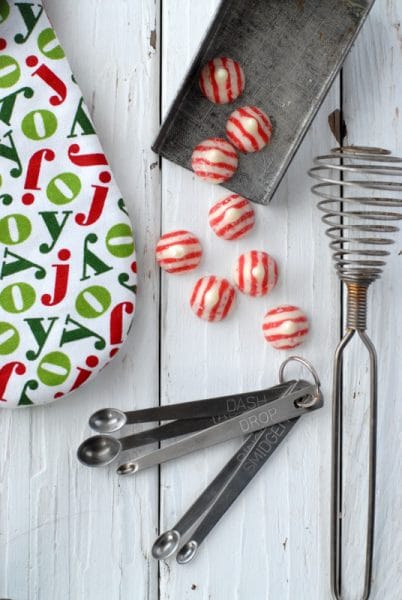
152,530,181,560
89,408,127,433
116,461,137,475
176,540,199,564
77,435,122,467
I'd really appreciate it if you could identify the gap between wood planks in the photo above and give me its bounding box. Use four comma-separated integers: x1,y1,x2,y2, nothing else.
154,6,347,597
157,1,163,598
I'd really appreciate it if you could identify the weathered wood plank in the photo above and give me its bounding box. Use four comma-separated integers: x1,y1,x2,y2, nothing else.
3,2,400,599
159,2,339,598
342,2,402,598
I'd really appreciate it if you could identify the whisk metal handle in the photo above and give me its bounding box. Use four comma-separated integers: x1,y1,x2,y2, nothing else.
309,145,401,599
331,328,378,600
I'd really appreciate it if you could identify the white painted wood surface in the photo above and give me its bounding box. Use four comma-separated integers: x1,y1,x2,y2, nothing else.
0,1,401,599
341,3,402,598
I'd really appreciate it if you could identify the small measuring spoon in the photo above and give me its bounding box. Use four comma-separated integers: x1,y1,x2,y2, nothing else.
77,417,216,467
89,381,292,433
152,429,262,559
176,418,297,564
79,390,291,468
152,381,301,560
117,382,320,475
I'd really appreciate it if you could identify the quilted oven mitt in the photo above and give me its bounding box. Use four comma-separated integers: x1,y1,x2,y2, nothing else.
0,1,137,407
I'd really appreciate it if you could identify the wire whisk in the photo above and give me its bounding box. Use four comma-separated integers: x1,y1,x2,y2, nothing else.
309,146,402,600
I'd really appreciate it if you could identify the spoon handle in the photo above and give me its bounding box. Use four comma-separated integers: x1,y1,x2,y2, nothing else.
119,417,219,450
170,430,263,537
123,381,293,423
117,382,319,474
176,418,297,564
159,381,301,545
119,407,270,451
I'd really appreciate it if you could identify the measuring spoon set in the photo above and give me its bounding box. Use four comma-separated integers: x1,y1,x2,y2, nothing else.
77,356,323,563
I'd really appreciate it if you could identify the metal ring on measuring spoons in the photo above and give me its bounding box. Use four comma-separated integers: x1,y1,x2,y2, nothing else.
279,356,321,409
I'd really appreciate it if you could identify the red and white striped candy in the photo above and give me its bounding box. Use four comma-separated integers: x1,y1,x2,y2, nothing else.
192,138,238,184
199,57,245,104
190,276,236,322
234,251,278,297
226,106,273,153
262,305,309,349
209,194,255,241
156,230,202,274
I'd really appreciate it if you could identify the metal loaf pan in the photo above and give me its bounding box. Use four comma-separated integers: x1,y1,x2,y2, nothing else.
153,0,375,205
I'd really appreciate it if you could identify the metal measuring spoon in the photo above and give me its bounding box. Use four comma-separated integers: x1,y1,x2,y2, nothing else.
176,418,297,564
116,383,320,475
152,380,302,560
77,417,216,467
80,384,298,467
89,381,292,433
152,428,264,560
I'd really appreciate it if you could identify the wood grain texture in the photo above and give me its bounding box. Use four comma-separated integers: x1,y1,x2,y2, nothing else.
341,2,402,598
1,1,401,599
159,2,338,599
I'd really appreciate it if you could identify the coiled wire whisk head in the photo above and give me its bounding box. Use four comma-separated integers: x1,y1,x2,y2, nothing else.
309,146,402,286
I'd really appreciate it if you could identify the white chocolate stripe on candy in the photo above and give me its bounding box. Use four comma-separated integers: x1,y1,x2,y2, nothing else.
209,194,255,240
190,276,235,321
263,306,309,349
235,251,278,296
191,276,211,317
192,138,238,184
156,230,202,274
199,57,245,104
266,254,278,293
226,106,272,153
264,307,305,325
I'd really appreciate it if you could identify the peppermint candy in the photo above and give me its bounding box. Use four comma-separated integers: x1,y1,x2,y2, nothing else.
191,138,238,184
199,57,245,104
234,251,278,297
226,106,272,153
156,230,202,274
209,194,255,241
190,276,235,322
262,305,309,349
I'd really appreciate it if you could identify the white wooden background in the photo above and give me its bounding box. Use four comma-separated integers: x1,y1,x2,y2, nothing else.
1,1,402,599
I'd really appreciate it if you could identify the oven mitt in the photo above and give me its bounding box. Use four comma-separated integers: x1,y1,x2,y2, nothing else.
0,2,137,407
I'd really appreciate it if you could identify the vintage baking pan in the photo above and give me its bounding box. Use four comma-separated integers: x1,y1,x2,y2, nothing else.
153,0,376,205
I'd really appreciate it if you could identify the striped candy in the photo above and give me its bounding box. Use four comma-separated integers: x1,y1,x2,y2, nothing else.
209,194,255,241
262,305,309,349
226,105,273,153
234,251,278,297
199,57,245,104
190,276,236,322
191,137,238,184
156,230,202,274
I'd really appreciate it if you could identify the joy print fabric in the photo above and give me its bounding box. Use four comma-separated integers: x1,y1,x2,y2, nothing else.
0,2,137,407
